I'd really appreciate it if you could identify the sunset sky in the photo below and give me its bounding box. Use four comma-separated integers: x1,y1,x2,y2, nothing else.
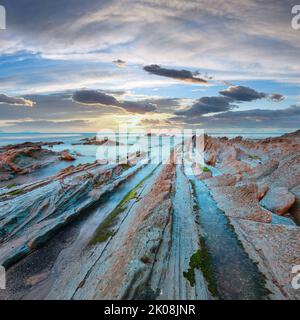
0,0,299,133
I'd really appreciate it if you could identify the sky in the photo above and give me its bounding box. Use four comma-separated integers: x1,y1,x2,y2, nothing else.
0,0,299,133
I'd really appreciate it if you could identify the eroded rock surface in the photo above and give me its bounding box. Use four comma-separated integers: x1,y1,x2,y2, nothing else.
73,136,124,146
0,142,77,182
198,130,300,299
290,185,300,225
210,183,272,223
231,219,300,300
0,156,143,269
260,187,296,215
0,131,299,300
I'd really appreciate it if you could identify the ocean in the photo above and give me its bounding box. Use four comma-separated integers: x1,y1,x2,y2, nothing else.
0,131,288,147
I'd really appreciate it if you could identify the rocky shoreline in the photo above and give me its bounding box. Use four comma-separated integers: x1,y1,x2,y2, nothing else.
0,130,299,300
0,141,77,183
196,130,300,299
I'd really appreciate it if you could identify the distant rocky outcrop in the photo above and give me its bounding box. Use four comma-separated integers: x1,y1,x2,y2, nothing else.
0,141,63,151
0,143,77,182
73,136,124,146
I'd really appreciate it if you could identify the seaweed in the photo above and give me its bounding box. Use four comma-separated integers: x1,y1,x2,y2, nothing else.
6,189,24,197
89,165,159,245
183,238,218,297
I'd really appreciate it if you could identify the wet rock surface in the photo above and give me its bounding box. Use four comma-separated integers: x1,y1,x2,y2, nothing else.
199,130,300,299
290,185,300,225
0,142,77,182
231,219,300,300
0,130,299,300
260,187,296,215
210,183,272,223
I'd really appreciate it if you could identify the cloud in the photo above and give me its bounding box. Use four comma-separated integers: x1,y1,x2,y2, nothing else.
0,93,34,107
174,84,285,120
219,85,285,103
5,119,91,130
0,92,120,122
72,90,119,106
269,93,285,102
136,97,185,113
113,59,126,68
219,86,267,102
1,0,299,85
171,105,300,129
140,118,171,128
1,0,300,101
175,96,236,116
143,65,207,84
120,100,157,113
72,89,157,114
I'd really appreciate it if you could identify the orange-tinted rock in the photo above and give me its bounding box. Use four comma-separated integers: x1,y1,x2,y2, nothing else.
206,174,238,187
290,185,300,225
257,183,269,200
210,183,272,223
0,146,58,180
260,187,296,215
60,151,76,161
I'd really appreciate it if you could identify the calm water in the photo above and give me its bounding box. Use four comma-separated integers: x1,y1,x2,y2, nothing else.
186,166,269,300
0,132,177,186
0,131,289,187
0,131,289,147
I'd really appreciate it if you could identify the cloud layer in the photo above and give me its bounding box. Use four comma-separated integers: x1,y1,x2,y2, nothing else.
0,93,34,107
175,85,284,117
219,86,267,102
1,0,299,85
172,105,300,129
0,1,298,132
176,96,235,116
72,90,157,114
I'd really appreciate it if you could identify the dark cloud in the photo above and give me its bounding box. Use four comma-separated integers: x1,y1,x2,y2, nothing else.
113,59,126,68
140,98,183,113
72,90,157,114
143,65,208,84
269,93,285,102
72,90,119,106
175,96,236,116
219,86,267,102
0,93,119,122
0,93,34,107
219,86,285,103
169,84,283,118
121,101,157,113
171,105,300,129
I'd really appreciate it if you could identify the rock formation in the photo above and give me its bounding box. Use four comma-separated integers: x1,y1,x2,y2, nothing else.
0,143,76,182
0,130,299,300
